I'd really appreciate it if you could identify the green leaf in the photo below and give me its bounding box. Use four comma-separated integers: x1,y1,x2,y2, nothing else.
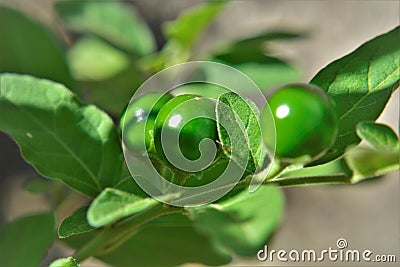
279,158,349,179
310,26,400,164
100,214,231,266
237,62,300,92
23,177,60,194
150,2,225,68
0,213,55,267
67,35,130,81
211,30,303,92
357,121,400,152
79,63,142,115
114,175,149,198
230,31,304,49
0,74,123,197
216,92,267,173
58,206,96,239
163,2,224,50
66,213,231,267
208,60,300,93
190,185,284,256
49,257,79,267
87,188,158,227
0,6,74,89
55,0,155,56
269,146,398,186
345,146,399,183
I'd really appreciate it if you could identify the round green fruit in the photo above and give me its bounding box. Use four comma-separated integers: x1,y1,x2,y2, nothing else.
154,94,218,170
121,92,173,152
261,84,337,159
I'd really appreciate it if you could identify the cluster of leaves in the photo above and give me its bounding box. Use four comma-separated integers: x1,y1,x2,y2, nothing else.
0,1,399,267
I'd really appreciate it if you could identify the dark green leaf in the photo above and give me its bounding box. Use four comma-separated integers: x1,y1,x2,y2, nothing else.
67,35,130,81
49,257,79,267
216,92,267,173
163,2,224,50
58,206,96,239
190,185,284,256
114,175,149,198
55,0,155,56
65,214,231,267
87,188,158,227
356,121,400,152
0,213,55,267
232,31,304,48
100,214,231,266
0,6,74,89
0,74,123,197
310,27,400,164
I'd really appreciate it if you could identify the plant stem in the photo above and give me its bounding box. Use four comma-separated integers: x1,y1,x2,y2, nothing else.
73,226,113,263
265,173,351,187
265,160,291,180
73,204,183,263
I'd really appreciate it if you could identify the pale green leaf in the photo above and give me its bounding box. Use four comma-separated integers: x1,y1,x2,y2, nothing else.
216,92,267,173
67,35,130,81
0,74,123,197
55,0,155,56
356,121,400,152
58,206,95,239
207,60,300,93
87,188,158,227
49,257,79,267
310,26,400,164
269,147,398,186
0,213,55,267
163,2,224,50
234,62,300,92
345,146,399,183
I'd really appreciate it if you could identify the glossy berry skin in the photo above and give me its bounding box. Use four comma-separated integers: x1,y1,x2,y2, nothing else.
261,84,337,159
154,94,218,164
121,92,173,152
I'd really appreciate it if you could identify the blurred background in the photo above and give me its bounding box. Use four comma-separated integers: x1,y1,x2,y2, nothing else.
0,0,399,266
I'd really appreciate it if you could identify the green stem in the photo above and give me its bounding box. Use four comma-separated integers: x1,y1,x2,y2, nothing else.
73,204,183,263
73,226,113,263
265,160,291,180
265,173,350,187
